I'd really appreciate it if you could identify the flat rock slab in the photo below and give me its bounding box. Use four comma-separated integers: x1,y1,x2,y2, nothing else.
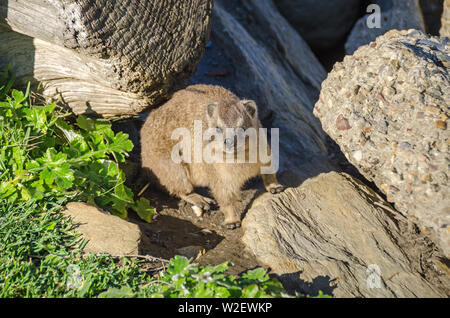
242,172,447,297
63,202,141,256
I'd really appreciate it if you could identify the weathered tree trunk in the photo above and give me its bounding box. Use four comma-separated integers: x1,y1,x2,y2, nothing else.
0,0,213,118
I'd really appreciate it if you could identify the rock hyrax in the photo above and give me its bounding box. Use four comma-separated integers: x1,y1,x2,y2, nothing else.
140,84,284,229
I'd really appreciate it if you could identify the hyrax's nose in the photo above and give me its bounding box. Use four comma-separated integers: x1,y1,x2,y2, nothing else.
224,137,234,149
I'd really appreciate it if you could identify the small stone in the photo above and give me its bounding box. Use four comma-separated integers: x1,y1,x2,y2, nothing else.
421,174,432,182
428,163,438,172
192,205,204,217
425,106,441,115
435,120,447,130
389,185,400,194
176,246,206,260
353,150,363,162
336,115,352,130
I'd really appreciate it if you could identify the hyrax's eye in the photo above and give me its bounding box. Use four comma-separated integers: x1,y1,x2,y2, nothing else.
216,127,222,134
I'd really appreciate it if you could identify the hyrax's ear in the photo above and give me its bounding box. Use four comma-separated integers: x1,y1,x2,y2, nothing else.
206,102,219,119
242,100,257,118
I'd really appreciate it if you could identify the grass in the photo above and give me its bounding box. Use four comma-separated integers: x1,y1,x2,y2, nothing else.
0,199,148,297
0,198,291,298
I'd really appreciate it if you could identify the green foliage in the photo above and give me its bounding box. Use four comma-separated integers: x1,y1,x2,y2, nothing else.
0,200,289,298
0,71,154,221
135,256,286,298
0,200,149,297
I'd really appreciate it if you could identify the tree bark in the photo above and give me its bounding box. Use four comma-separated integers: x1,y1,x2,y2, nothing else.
0,0,213,118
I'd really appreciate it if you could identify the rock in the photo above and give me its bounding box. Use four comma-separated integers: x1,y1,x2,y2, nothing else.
176,246,206,260
314,30,450,257
419,0,444,35
212,0,335,177
242,172,447,297
275,0,361,50
63,202,141,255
442,0,450,37
346,0,425,54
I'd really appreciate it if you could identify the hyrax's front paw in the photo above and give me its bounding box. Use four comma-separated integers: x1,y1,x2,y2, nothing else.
266,183,285,194
182,193,216,217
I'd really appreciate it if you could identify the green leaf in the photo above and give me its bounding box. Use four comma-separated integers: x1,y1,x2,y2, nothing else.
23,107,47,132
168,256,191,276
76,115,96,132
98,286,136,298
241,284,260,298
242,268,269,282
11,89,25,105
132,198,156,223
78,278,93,298
56,119,82,143
109,132,134,162
214,286,231,298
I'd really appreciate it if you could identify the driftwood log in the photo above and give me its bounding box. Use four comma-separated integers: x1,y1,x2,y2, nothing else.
0,0,213,117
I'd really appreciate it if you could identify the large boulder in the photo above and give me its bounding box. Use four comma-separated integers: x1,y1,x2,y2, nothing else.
275,0,361,51
314,30,450,257
345,0,425,54
242,172,448,297
442,0,450,37
0,0,212,118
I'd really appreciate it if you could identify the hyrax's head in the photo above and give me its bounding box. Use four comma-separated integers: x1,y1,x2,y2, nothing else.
205,99,259,154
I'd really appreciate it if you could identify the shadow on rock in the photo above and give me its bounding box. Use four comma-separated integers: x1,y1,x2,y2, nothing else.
277,271,337,297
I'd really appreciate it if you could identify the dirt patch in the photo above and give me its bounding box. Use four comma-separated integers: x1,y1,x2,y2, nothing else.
128,178,267,276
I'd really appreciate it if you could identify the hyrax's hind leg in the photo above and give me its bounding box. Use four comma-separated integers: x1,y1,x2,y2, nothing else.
146,157,214,216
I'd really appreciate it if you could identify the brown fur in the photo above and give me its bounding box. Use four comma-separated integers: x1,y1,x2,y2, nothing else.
140,84,284,229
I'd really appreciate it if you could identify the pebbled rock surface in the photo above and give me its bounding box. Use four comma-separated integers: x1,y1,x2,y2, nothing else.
314,30,450,257
242,172,448,298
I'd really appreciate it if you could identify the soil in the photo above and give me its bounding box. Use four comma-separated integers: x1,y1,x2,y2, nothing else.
128,178,268,276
